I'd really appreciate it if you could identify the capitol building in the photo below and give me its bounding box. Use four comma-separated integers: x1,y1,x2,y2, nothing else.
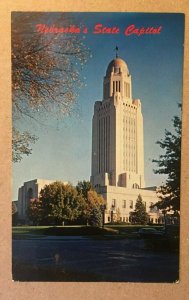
91,54,162,224
16,54,164,225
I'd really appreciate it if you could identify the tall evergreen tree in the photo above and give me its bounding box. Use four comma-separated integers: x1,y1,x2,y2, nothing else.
90,207,103,228
153,105,181,212
130,195,148,225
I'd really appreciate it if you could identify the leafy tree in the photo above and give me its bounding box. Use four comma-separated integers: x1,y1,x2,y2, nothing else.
76,180,93,199
84,190,105,225
39,181,85,225
90,207,103,228
27,198,43,225
12,12,90,162
12,128,38,162
62,193,85,223
130,195,148,225
76,181,105,225
153,106,181,212
27,180,105,226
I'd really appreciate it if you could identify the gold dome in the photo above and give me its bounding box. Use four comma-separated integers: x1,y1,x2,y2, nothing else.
106,57,129,76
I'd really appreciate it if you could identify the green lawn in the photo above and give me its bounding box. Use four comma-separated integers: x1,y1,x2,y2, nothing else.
12,224,164,238
12,225,119,237
12,226,50,235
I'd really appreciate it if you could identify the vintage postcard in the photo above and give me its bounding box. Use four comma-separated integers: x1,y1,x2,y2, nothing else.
12,11,183,282
1,1,189,299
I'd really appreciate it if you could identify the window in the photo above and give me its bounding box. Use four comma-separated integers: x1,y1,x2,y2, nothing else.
129,200,133,209
116,81,118,92
133,183,139,189
112,199,116,208
122,200,126,208
113,81,115,93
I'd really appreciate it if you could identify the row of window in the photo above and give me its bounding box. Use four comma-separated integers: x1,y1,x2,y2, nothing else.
123,115,136,120
98,116,110,173
123,118,136,123
111,199,155,211
107,216,163,224
97,101,137,114
123,142,136,148
124,82,130,98
123,126,136,132
112,199,134,209
122,103,137,109
123,164,136,173
104,81,131,98
123,129,137,171
123,128,136,133
112,81,131,97
107,216,130,222
113,80,121,93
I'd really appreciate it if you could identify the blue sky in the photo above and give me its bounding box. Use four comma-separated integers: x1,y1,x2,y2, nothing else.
13,13,184,200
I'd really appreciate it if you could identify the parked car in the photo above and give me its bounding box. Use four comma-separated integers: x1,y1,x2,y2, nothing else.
138,227,165,238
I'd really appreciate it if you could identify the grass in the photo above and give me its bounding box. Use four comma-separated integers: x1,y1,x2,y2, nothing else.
12,226,49,235
12,225,84,234
12,225,119,238
106,224,164,236
12,224,179,250
12,225,164,242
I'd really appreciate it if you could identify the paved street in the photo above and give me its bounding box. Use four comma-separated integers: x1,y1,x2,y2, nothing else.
12,236,179,282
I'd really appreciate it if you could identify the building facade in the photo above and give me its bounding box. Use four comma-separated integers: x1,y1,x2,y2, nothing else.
99,185,162,224
17,179,65,222
91,57,145,189
91,55,162,223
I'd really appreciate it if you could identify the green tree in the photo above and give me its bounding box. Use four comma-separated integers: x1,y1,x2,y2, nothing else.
62,193,85,223
27,198,43,225
153,106,181,212
76,180,93,199
12,12,90,162
86,190,105,226
90,207,103,228
39,181,85,225
130,195,148,225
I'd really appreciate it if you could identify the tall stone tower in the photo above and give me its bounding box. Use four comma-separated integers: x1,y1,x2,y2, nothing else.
91,55,145,189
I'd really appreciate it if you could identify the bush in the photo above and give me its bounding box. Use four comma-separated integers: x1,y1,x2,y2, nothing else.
89,207,103,227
